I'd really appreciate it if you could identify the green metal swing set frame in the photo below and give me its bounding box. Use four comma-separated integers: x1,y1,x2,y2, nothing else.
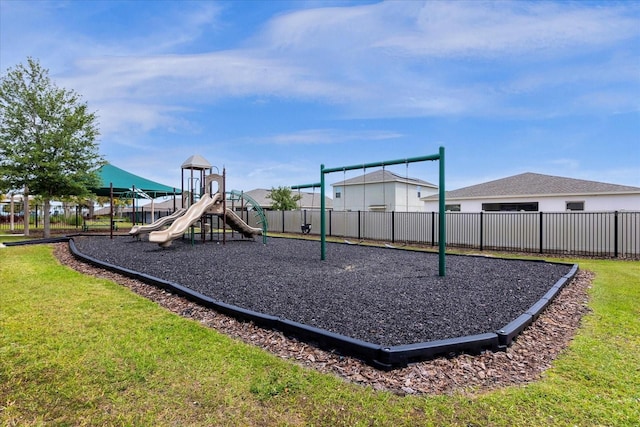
293,146,446,276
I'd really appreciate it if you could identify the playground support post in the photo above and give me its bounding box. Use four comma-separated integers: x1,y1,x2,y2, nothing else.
438,146,445,276
320,147,446,276
110,182,114,240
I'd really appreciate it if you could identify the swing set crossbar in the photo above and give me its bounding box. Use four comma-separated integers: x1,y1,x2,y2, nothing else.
291,183,321,190
320,146,446,276
321,153,441,174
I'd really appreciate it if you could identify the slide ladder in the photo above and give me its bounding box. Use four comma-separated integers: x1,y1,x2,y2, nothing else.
226,190,268,244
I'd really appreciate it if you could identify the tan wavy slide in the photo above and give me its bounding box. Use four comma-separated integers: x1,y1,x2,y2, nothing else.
149,193,221,247
129,208,187,237
219,209,263,238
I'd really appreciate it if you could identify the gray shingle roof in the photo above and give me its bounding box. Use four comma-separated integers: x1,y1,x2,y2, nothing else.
434,172,640,200
331,169,436,188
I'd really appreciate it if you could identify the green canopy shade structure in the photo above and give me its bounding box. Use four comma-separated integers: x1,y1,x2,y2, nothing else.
93,163,180,198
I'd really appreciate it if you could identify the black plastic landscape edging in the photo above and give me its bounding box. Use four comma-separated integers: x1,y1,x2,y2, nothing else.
496,263,579,347
63,238,578,370
3,236,72,246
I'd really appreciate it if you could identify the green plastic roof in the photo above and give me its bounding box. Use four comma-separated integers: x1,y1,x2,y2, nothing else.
93,163,180,198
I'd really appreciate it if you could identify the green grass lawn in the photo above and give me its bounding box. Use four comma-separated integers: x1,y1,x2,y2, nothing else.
1,242,638,426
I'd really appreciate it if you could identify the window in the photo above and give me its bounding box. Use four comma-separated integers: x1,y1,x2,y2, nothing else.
445,204,461,212
482,202,539,212
566,201,584,211
335,191,341,199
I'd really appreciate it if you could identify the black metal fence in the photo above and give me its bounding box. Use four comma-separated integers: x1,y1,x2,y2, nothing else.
0,204,85,231
263,210,640,258
0,204,178,232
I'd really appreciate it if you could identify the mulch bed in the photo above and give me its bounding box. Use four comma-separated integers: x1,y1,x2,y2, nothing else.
53,238,593,395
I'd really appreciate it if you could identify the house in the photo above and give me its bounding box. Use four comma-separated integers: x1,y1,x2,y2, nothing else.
331,169,437,212
243,188,332,211
422,172,640,212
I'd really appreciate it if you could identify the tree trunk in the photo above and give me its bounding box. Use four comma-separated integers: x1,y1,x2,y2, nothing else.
23,186,29,236
10,193,15,231
43,198,51,238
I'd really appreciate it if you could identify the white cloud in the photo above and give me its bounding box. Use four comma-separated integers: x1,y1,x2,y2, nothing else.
377,1,640,58
94,101,197,140
223,160,318,191
61,51,357,105
252,129,404,145
5,0,639,135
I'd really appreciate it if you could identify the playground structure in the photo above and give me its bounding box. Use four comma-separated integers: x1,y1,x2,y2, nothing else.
138,155,266,247
295,147,446,276
129,208,187,237
49,148,584,369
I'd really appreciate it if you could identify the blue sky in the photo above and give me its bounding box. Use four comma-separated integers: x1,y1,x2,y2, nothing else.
1,0,639,194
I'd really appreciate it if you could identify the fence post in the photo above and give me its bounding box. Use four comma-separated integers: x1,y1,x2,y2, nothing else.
431,211,435,246
539,211,544,254
358,210,361,240
614,211,619,258
329,210,332,236
391,211,395,243
479,211,484,251
282,210,285,233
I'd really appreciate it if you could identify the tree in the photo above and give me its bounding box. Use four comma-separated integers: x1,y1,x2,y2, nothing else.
0,58,104,237
266,186,302,211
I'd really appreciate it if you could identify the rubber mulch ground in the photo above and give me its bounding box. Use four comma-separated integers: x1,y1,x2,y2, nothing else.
71,235,573,347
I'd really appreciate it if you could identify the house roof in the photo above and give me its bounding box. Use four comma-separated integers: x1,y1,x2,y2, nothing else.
142,197,183,210
425,172,640,200
332,169,436,188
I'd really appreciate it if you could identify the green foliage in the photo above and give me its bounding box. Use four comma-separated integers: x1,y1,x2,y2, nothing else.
50,213,81,227
0,58,104,237
0,57,105,236
0,58,104,197
266,186,302,211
